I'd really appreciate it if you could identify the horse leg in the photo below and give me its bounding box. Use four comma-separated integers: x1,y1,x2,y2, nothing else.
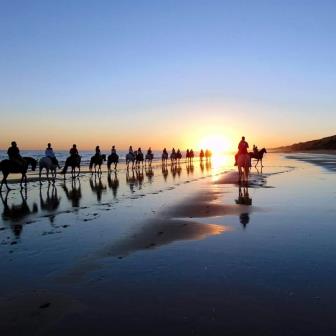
77,166,80,177
261,158,264,168
39,167,43,184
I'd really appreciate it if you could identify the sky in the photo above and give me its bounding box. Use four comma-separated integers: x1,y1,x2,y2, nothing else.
0,0,336,151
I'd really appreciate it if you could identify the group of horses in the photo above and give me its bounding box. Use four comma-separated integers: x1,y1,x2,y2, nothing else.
0,147,267,191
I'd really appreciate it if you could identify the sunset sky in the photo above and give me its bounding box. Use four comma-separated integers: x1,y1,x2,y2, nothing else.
1,0,336,151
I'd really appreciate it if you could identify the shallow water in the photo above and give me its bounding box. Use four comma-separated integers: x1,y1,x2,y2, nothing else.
1,153,336,335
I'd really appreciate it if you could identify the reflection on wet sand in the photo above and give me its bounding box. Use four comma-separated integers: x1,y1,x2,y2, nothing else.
235,184,252,228
186,162,194,176
162,165,169,182
61,179,82,208
90,175,107,202
107,172,119,199
145,166,154,184
99,218,230,258
40,185,61,223
1,191,38,237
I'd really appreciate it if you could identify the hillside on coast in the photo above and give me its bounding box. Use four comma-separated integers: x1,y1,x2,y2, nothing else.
273,135,336,152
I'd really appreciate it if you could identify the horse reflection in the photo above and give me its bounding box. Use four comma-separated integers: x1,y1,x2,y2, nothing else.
162,164,169,182
135,167,144,189
126,170,136,193
205,160,212,172
62,179,82,208
186,162,194,176
1,191,38,238
145,166,154,184
40,185,61,223
107,172,119,199
235,184,252,229
200,161,205,173
90,176,107,202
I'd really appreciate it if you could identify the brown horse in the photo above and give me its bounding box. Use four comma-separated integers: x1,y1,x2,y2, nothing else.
249,148,267,167
62,155,81,177
0,157,37,191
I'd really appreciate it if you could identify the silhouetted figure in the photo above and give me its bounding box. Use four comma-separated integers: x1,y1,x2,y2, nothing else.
7,141,24,167
62,144,81,177
45,143,60,168
162,148,168,164
176,149,182,163
200,149,204,161
0,154,37,191
126,146,135,170
145,147,154,166
205,149,212,161
90,146,106,174
189,149,194,162
108,146,119,171
1,190,38,238
108,171,119,198
170,148,177,164
249,148,267,168
136,148,144,167
235,136,249,166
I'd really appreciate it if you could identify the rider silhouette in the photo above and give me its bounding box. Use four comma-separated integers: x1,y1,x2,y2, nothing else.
94,145,101,158
45,143,60,169
235,136,249,166
70,144,79,157
7,141,24,167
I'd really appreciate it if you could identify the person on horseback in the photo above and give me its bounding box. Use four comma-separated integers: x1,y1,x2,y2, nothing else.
253,144,259,155
7,141,25,167
45,143,61,169
94,145,101,159
70,144,79,158
235,136,249,166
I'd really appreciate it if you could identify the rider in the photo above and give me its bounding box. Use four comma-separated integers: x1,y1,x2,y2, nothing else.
111,145,117,155
235,136,249,166
253,144,259,155
70,144,79,158
94,145,101,159
7,141,25,167
45,143,61,169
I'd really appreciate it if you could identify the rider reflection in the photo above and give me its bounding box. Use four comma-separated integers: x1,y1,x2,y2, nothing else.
90,175,107,202
1,190,38,238
108,171,119,199
62,179,82,208
235,184,252,229
40,185,61,223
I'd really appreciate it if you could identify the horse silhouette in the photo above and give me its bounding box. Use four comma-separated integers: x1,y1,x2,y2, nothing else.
62,155,81,178
89,154,106,174
249,148,267,167
0,157,37,191
107,153,119,171
39,157,57,184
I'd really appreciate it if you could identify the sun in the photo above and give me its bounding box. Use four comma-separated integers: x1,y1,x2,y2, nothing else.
197,135,233,156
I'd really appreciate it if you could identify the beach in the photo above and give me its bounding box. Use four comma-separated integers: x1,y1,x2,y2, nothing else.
1,153,336,335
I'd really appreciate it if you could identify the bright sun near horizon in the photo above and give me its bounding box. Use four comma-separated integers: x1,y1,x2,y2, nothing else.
197,135,234,156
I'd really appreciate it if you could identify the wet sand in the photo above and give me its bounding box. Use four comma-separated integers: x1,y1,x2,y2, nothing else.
1,153,336,335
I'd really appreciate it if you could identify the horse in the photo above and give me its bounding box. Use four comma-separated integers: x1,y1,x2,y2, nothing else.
237,153,250,182
107,153,119,171
0,157,37,191
162,152,168,164
145,153,154,166
89,154,106,174
249,148,267,167
136,151,144,167
62,155,81,178
39,157,57,184
126,152,135,170
170,152,177,164
176,151,182,163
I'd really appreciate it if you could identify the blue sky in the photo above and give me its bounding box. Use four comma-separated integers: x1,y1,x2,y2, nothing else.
1,0,335,149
